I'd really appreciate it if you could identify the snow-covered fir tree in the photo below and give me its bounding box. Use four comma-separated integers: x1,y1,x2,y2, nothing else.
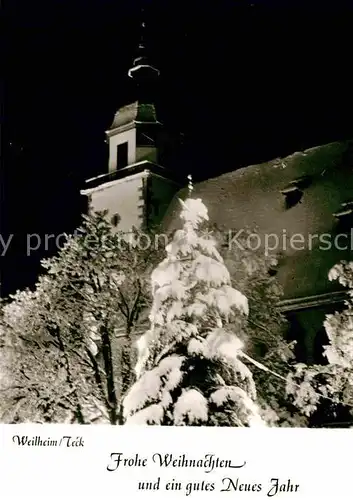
123,198,266,426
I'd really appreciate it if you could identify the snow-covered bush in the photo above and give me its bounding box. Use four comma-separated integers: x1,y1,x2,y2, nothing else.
0,212,159,424
286,261,353,426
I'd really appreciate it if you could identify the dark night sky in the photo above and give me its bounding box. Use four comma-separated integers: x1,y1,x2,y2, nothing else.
2,0,353,293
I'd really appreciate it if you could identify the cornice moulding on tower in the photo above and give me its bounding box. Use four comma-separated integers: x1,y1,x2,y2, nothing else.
105,122,135,137
81,170,151,196
81,160,185,194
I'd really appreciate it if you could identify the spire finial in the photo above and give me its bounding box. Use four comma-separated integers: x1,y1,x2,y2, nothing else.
128,6,159,80
187,174,193,195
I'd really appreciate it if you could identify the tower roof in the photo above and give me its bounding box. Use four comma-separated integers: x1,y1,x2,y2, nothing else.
109,101,159,132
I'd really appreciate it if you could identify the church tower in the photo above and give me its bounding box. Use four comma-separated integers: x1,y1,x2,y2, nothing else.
81,14,182,232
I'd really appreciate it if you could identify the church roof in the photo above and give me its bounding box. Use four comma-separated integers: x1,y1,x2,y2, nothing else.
161,140,353,302
109,101,158,131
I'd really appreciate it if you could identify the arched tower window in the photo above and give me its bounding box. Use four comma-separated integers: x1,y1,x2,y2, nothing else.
117,142,128,169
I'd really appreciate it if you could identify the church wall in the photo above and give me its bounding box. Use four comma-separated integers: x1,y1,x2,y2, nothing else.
87,174,144,232
147,174,181,229
136,146,157,163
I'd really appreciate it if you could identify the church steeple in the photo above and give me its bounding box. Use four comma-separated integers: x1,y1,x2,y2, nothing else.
105,8,161,172
127,7,160,126
81,8,182,232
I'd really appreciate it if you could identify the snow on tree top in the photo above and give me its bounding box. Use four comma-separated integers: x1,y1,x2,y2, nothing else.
179,198,209,227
